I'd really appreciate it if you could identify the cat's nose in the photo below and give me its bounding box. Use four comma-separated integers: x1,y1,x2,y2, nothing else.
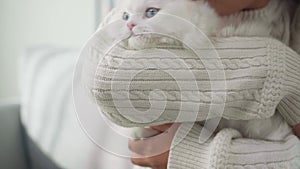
127,22,136,30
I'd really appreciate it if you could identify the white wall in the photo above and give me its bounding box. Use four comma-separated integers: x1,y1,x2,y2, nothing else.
0,0,95,99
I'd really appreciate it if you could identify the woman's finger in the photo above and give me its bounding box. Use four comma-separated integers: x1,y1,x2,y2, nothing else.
131,151,169,169
129,124,180,156
130,152,153,167
150,123,173,132
128,130,172,156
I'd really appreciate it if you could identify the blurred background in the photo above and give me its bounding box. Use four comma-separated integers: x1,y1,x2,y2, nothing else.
0,0,134,169
0,0,110,99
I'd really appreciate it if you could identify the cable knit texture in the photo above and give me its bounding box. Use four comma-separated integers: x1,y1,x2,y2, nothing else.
84,37,300,127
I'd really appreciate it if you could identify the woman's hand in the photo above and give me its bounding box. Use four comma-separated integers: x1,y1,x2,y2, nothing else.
207,0,269,16
129,124,176,169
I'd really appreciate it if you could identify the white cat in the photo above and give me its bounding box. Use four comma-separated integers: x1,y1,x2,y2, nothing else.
117,0,220,49
114,1,294,167
117,0,293,48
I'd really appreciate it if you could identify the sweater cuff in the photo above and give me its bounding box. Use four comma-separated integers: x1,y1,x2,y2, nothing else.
168,123,212,169
168,123,300,169
278,42,300,126
168,123,241,169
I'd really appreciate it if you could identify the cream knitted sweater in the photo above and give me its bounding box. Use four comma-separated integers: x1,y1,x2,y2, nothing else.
85,36,300,168
89,37,300,126
88,0,300,127
82,1,300,168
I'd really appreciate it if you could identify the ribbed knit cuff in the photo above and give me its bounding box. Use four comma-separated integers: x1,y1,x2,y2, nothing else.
277,41,300,126
168,123,300,169
168,123,212,169
226,136,300,169
168,123,242,169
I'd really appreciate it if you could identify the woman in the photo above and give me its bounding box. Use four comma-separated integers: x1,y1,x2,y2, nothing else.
129,0,300,168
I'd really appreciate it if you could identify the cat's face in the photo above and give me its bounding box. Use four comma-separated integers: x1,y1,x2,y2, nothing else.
117,0,219,49
119,0,204,34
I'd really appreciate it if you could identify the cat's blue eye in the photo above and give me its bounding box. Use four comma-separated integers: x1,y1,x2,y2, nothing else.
145,8,160,18
122,12,130,21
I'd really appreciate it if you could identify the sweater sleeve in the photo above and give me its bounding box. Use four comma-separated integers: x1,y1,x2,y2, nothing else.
87,36,300,127
277,43,300,126
168,123,300,169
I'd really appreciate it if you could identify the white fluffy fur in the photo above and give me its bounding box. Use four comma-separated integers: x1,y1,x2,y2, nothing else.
116,0,293,144
118,0,220,49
